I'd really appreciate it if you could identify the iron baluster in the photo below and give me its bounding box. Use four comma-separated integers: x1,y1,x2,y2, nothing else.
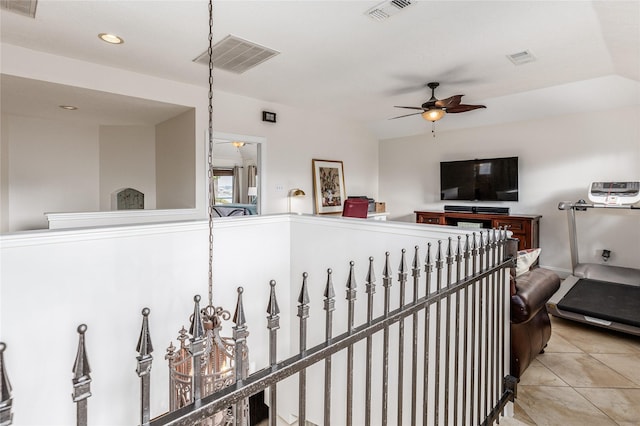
453,236,463,426
323,269,335,426
266,281,280,426
297,274,310,426
396,249,407,426
490,229,498,406
136,311,153,426
232,288,249,425
72,325,92,426
462,234,471,425
444,237,453,426
434,240,443,425
381,252,392,426
498,229,506,411
345,262,357,426
477,232,487,423
410,246,420,426
470,232,478,426
0,342,12,426
422,242,433,425
365,258,376,426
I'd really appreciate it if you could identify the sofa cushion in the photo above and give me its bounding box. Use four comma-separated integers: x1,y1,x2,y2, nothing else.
515,248,541,277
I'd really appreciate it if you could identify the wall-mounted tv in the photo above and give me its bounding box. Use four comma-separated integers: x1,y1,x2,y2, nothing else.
440,156,519,201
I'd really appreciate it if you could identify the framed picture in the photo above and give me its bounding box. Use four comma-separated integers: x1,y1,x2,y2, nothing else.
312,159,346,214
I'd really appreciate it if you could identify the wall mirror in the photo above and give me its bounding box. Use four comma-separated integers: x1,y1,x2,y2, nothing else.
212,132,265,216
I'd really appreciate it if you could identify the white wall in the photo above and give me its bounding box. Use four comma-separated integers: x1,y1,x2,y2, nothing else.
379,106,640,274
0,44,208,228
156,109,196,209
212,90,380,214
3,114,100,231
99,125,156,210
1,45,380,230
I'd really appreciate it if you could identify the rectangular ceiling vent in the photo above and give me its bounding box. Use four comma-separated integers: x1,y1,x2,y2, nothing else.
0,0,38,18
507,50,537,65
366,0,413,21
193,35,280,74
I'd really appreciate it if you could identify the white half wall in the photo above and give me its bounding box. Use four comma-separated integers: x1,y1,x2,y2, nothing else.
0,215,506,425
379,106,640,274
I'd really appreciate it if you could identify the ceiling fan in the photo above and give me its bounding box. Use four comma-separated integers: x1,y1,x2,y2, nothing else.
391,82,486,122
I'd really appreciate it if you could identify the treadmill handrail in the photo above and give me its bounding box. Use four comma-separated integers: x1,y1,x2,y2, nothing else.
558,201,640,210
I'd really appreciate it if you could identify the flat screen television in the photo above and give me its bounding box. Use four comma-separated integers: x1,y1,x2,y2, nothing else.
440,156,519,201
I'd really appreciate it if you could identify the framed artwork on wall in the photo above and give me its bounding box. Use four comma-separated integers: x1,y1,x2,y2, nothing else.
312,159,346,214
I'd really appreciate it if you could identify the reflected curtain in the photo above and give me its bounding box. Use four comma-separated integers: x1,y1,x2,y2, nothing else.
232,166,241,203
247,164,257,203
247,165,257,188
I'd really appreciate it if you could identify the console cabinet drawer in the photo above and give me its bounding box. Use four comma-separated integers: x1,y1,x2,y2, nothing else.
416,212,444,225
494,219,524,231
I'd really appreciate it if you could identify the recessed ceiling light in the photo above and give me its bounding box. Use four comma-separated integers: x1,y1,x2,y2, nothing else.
59,105,78,110
98,33,124,44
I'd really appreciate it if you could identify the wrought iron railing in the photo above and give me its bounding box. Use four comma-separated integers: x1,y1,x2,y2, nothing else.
0,230,518,426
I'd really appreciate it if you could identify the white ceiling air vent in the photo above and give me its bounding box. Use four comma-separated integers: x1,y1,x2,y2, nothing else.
366,0,413,22
193,35,280,74
507,50,537,65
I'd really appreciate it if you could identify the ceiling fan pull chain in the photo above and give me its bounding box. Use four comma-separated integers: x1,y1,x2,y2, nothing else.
432,122,436,138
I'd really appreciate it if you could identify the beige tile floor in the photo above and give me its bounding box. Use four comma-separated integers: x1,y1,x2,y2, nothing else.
506,316,640,426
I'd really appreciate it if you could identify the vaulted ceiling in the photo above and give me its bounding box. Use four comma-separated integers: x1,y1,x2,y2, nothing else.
1,1,639,139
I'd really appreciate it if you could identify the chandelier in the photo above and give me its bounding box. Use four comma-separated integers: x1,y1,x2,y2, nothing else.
164,1,249,423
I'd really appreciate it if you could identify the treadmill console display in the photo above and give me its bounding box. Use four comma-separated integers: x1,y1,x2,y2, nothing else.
589,181,640,205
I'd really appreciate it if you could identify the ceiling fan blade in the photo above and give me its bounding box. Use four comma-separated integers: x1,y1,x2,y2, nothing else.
446,104,486,113
435,95,463,108
394,106,425,110
389,111,423,120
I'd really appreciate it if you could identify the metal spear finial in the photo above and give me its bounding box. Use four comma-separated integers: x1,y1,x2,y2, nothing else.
136,308,154,357
0,342,13,426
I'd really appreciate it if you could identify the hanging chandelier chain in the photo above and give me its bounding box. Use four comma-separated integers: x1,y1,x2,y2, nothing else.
207,0,214,308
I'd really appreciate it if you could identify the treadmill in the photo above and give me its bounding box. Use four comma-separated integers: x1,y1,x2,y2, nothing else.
547,182,640,336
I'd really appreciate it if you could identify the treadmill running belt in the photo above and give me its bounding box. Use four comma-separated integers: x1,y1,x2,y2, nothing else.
557,279,640,328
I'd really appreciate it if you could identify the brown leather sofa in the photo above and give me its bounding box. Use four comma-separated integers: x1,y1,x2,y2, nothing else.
511,267,561,378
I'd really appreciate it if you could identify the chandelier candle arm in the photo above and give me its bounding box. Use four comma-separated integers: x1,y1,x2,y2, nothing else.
189,296,205,404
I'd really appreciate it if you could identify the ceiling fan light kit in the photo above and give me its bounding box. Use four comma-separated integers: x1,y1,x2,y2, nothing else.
422,108,446,122
391,81,485,125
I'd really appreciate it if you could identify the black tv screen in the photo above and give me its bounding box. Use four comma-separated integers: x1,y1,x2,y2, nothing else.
440,157,519,201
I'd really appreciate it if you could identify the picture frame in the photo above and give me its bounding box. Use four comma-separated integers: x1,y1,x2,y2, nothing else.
312,159,346,214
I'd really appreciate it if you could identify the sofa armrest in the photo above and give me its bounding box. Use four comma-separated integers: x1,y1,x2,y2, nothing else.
511,268,561,324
